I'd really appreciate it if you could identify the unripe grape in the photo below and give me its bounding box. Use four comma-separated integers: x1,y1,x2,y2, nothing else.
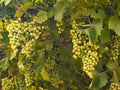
70,21,100,78
6,19,42,57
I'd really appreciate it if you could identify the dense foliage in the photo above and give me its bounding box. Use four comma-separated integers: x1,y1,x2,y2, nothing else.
0,0,120,90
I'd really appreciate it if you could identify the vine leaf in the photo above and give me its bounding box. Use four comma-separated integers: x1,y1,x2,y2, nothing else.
116,68,120,80
49,0,70,22
4,0,11,6
84,18,103,43
40,67,50,81
89,73,108,89
106,60,119,70
108,16,120,36
100,29,110,43
14,2,32,17
0,58,8,75
0,0,11,6
35,11,48,24
59,44,72,60
93,19,103,35
81,9,106,19
85,27,98,43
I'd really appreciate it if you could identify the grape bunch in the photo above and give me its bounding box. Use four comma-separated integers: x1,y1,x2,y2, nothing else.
70,21,100,78
56,21,64,34
19,57,35,87
15,74,26,90
44,42,63,88
6,19,42,57
110,35,120,61
108,82,120,90
2,77,15,90
2,75,26,90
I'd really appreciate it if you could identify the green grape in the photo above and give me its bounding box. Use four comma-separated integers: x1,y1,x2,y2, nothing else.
70,21,100,78
56,21,64,34
45,57,63,88
108,82,120,90
20,57,35,87
6,18,42,57
2,77,16,90
110,35,120,61
15,74,26,90
44,42,63,88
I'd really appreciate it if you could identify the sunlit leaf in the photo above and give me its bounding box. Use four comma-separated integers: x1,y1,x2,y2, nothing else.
0,21,3,28
40,67,50,81
35,10,48,24
4,0,11,6
14,2,32,17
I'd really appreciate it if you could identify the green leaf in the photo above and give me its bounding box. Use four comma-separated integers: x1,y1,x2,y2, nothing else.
59,44,72,60
35,10,48,24
1,32,9,44
81,9,106,19
106,60,119,70
116,67,120,80
93,19,103,35
89,73,108,89
45,40,53,52
100,29,110,43
108,16,120,36
84,18,103,44
0,58,8,68
53,0,70,22
0,58,8,74
85,27,98,43
4,0,11,6
99,73,108,88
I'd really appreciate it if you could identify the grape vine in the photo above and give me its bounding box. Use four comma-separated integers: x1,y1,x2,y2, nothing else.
0,0,120,90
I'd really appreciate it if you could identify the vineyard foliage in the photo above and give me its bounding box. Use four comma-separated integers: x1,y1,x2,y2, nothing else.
0,0,120,90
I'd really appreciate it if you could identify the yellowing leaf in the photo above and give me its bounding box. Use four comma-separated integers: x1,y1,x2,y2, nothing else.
40,67,50,80
35,0,43,3
14,2,32,17
0,22,3,29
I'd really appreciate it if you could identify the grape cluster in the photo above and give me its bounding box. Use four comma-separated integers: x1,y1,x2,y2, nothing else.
15,75,26,90
2,75,26,90
19,57,35,87
70,21,99,78
6,19,41,57
108,82,120,90
44,42,63,88
110,35,120,61
56,21,64,34
35,0,56,8
2,77,15,90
